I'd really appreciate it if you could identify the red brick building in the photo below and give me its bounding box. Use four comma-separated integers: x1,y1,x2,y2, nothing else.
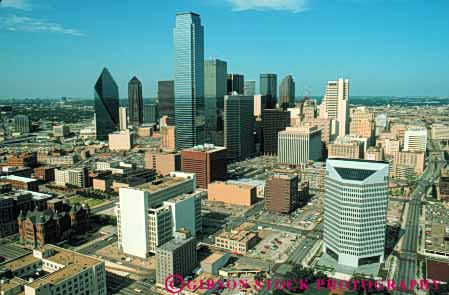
18,199,90,248
265,174,299,214
7,153,38,168
34,166,56,182
181,145,227,189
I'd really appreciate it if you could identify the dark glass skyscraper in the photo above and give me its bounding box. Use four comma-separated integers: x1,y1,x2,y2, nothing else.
174,12,205,150
95,68,119,140
143,103,159,124
227,74,244,95
128,76,143,126
260,73,277,108
158,80,175,119
204,58,227,143
261,109,290,155
224,95,255,161
279,75,295,109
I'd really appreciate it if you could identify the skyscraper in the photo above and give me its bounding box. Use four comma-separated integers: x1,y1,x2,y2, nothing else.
181,144,227,189
319,78,349,139
277,126,322,166
14,115,31,133
94,68,119,140
143,103,159,124
128,76,143,126
323,159,389,268
261,109,290,155
404,126,428,152
174,12,205,150
279,75,295,109
224,95,255,161
265,173,299,214
244,80,256,96
260,73,277,108
204,59,227,143
155,230,198,287
158,80,175,119
119,106,128,130
349,107,375,145
227,74,244,95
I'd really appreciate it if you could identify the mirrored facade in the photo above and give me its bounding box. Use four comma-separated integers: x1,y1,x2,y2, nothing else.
94,68,119,140
174,12,205,150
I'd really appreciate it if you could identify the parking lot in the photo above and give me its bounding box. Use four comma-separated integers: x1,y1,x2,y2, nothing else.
228,156,277,181
253,193,323,231
247,230,302,263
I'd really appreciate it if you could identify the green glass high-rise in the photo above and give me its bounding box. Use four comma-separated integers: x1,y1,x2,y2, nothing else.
174,12,205,150
260,73,277,108
94,67,119,140
204,58,227,144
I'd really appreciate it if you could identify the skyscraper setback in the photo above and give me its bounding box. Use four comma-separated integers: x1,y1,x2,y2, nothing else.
174,12,205,150
128,76,143,126
94,68,119,140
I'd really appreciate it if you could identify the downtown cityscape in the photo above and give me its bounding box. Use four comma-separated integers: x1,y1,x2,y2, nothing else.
1,1,449,295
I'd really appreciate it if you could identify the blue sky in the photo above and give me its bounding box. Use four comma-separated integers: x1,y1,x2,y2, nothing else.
1,0,449,99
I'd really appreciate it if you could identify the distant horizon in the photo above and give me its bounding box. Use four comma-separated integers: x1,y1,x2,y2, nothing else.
1,95,449,101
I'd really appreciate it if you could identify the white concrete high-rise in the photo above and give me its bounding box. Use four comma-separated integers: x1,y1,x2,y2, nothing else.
319,78,349,139
404,126,427,152
323,159,389,268
119,106,128,130
116,172,197,258
277,126,322,166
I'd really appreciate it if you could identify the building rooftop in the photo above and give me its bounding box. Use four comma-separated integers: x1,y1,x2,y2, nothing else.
164,191,201,203
184,144,226,153
334,167,377,181
158,236,195,252
1,175,37,183
136,176,188,193
202,252,228,265
1,245,102,290
210,180,257,189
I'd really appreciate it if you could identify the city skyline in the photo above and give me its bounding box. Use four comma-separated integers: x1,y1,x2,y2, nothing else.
1,0,449,99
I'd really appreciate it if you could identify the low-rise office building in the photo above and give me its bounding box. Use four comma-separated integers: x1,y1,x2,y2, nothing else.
0,245,106,295
214,222,259,254
0,175,39,192
207,181,258,206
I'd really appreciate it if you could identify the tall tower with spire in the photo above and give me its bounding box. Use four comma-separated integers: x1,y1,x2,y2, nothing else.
128,76,143,126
